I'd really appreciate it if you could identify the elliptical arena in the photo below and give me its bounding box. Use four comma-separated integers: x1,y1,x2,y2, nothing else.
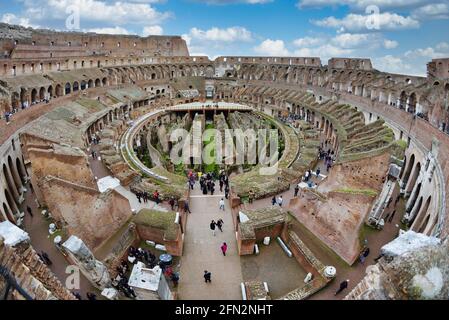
1,23,449,300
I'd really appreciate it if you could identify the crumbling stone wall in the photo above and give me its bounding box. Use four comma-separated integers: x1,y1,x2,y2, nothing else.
0,237,75,300
39,176,132,251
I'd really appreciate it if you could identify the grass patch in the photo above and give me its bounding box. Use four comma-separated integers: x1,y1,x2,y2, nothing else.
335,188,378,197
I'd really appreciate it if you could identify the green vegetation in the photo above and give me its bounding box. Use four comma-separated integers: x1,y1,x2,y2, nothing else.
335,188,378,197
203,122,220,175
133,209,178,241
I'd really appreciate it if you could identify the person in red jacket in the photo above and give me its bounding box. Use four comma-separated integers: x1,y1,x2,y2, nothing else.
221,242,228,256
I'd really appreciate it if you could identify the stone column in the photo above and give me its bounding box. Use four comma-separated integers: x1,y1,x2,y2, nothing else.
405,175,422,212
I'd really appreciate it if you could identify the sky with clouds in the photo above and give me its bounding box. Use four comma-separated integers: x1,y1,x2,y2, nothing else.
0,0,448,76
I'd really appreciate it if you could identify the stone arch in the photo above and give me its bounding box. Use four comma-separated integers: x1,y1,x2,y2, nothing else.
95,78,101,87
80,80,87,90
4,189,18,218
16,157,26,184
406,162,421,194
11,92,19,111
408,196,423,226
2,201,15,223
48,85,54,97
65,82,72,95
407,182,422,213
72,81,79,92
399,91,407,110
31,88,38,103
20,88,28,105
8,156,21,193
39,87,46,100
55,84,63,97
408,92,417,113
414,196,432,233
402,154,415,185
88,79,94,88
102,77,108,86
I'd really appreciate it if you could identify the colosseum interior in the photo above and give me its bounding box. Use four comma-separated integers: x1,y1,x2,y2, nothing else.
1,22,449,302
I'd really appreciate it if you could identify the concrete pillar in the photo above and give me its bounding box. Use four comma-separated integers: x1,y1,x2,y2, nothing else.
3,167,20,205
406,178,422,212
9,160,24,194
405,163,421,196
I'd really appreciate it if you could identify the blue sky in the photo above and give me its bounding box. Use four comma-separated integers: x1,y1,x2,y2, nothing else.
1,0,448,76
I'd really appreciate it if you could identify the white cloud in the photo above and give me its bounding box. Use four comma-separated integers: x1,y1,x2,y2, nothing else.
19,0,171,27
373,55,414,74
142,25,163,36
405,42,449,59
297,0,437,11
373,41,449,76
86,26,130,35
197,0,273,4
412,3,449,20
187,26,253,42
254,39,290,56
293,36,324,47
331,33,371,48
312,12,420,32
383,39,398,49
294,44,353,60
1,13,38,28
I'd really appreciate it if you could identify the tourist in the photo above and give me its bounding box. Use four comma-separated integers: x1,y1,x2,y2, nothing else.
210,220,217,236
211,182,215,195
26,206,33,217
248,190,255,204
221,242,228,256
219,179,224,192
304,170,310,182
86,292,97,300
271,196,276,206
224,185,230,199
389,210,396,223
219,198,225,211
73,292,82,300
316,168,321,178
171,272,180,287
204,270,212,283
277,196,283,207
363,247,370,259
359,252,366,264
41,251,52,265
169,197,175,210
334,280,350,295
153,190,160,204
184,200,192,214
294,185,299,197
217,219,224,232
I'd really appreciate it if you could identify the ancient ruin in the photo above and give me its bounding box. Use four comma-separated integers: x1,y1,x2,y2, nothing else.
0,21,448,302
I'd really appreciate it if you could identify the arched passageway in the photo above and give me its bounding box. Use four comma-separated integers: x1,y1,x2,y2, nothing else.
414,196,432,233
406,162,421,194
402,154,415,184
65,83,71,95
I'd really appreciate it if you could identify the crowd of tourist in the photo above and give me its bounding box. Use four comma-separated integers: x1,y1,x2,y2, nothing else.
1,97,51,123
